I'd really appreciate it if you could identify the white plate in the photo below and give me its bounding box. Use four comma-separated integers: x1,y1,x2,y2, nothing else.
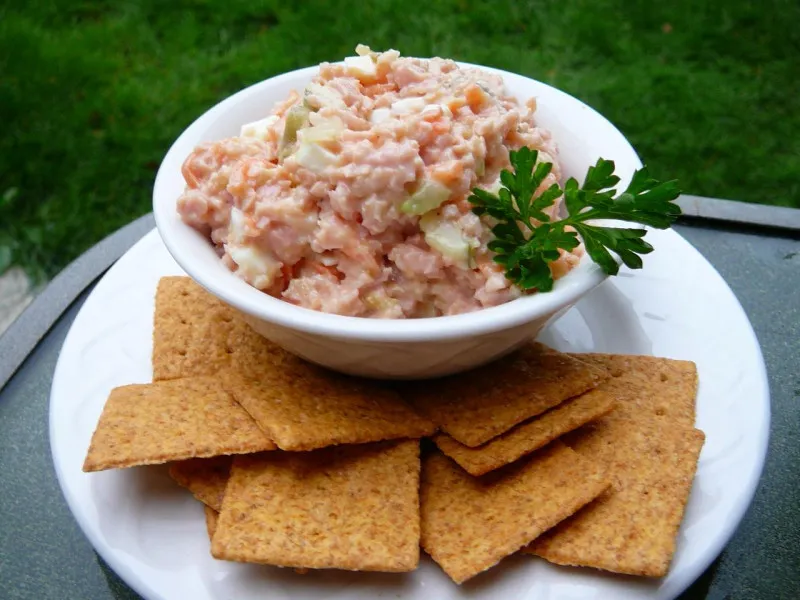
50,227,769,600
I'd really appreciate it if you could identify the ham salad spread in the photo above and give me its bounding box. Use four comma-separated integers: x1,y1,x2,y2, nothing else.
177,46,580,318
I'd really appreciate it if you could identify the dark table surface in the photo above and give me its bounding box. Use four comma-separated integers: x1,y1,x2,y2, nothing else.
0,214,798,600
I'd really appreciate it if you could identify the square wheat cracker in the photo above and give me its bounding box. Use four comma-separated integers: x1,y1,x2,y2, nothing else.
203,507,309,575
152,277,289,382
154,277,434,449
223,370,435,451
570,353,697,427
152,276,233,381
526,419,705,577
523,354,703,576
83,377,275,472
212,440,421,572
434,352,695,475
169,456,232,511
420,441,609,584
434,388,615,476
403,343,609,447
204,506,219,540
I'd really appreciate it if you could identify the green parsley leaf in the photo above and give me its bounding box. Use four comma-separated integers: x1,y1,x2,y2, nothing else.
468,152,681,291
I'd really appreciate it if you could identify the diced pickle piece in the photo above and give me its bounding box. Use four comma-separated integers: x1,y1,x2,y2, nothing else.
278,105,310,158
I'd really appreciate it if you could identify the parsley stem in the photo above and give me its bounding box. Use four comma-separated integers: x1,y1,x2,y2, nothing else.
468,149,680,292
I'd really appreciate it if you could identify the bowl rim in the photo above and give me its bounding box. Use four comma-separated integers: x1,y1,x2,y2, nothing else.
154,62,642,342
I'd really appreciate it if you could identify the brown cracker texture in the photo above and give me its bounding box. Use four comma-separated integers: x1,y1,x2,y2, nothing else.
524,354,703,576
211,440,421,572
154,277,434,451
570,354,697,427
204,506,219,541
527,420,704,577
152,276,288,382
82,377,275,472
420,441,609,584
223,371,435,451
403,343,609,447
434,388,615,476
152,276,233,381
169,456,232,511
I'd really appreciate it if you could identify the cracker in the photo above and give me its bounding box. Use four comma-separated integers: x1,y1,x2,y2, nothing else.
169,456,232,511
211,440,421,572
403,343,609,447
433,388,615,476
204,506,219,541
420,441,609,584
152,277,288,382
526,420,705,577
154,277,434,451
82,378,275,472
223,371,435,451
152,276,232,381
570,354,697,427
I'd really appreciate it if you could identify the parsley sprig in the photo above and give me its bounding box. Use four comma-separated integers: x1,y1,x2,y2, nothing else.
469,147,681,292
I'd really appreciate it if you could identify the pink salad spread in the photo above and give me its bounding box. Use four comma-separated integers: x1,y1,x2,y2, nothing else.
177,46,580,318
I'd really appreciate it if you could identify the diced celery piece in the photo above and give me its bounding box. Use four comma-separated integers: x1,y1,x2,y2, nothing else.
419,214,472,268
400,180,451,215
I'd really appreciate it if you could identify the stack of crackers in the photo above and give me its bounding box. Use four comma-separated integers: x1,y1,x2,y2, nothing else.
82,276,705,584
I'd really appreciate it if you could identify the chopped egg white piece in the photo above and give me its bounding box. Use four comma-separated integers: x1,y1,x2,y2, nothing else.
228,207,249,244
421,103,453,120
227,208,281,289
485,178,503,194
295,142,338,172
299,122,343,145
536,150,555,165
239,115,279,140
391,97,426,115
304,82,346,110
344,55,377,82
228,245,281,290
369,108,392,124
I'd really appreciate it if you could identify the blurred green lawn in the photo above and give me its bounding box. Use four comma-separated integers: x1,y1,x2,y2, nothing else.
1,0,799,280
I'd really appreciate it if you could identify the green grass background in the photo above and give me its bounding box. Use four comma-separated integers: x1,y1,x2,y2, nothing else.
2,0,799,280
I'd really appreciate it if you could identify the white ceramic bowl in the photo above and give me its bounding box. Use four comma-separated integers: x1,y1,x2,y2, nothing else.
153,62,642,379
